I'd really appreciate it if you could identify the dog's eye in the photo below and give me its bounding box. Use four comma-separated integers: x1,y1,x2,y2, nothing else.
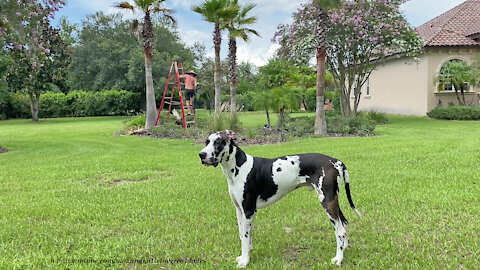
205,140,210,145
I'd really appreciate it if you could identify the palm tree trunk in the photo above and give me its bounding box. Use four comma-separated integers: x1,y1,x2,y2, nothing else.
144,49,156,129
454,89,463,106
142,11,156,129
213,23,222,118
228,36,237,119
314,10,328,135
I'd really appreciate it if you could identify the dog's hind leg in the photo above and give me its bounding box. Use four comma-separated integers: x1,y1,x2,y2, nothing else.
312,173,348,266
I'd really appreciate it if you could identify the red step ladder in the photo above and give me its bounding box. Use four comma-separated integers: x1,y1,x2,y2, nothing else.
155,60,197,129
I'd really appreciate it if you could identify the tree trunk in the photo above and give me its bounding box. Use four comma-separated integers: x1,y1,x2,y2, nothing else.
460,88,466,106
266,108,271,127
144,48,156,129
228,36,237,119
142,11,157,129
277,107,285,131
213,23,222,118
454,90,463,106
314,10,328,135
29,93,40,121
314,47,327,135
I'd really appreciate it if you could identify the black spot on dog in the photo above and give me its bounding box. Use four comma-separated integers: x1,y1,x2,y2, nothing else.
242,157,279,219
235,167,239,176
291,161,294,165
277,167,282,172
279,157,287,160
235,147,247,168
231,169,234,173
229,143,234,154
226,155,230,162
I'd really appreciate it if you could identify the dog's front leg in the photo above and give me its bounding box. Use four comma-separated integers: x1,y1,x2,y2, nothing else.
236,213,254,268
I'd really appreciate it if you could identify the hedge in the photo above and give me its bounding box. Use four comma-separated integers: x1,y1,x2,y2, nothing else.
427,106,480,120
0,90,141,119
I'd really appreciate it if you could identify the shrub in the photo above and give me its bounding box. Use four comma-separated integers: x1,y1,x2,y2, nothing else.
284,115,315,137
1,90,141,119
282,114,376,136
427,106,480,120
364,110,388,124
346,116,376,136
10,93,30,119
124,114,146,129
39,92,67,118
0,83,12,120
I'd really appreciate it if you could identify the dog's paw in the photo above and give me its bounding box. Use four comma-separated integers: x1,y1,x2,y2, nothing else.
236,255,250,268
249,244,253,251
331,256,343,266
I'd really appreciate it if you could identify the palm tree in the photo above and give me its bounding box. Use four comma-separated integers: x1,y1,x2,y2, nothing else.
312,0,342,135
252,91,272,127
193,0,239,119
116,1,174,129
434,60,477,106
226,1,259,119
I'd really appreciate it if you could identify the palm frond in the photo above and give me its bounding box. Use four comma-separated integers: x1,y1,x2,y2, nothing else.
114,1,135,11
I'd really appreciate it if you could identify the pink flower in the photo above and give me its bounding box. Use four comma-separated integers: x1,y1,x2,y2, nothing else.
2,17,8,24
15,12,21,17
31,62,37,68
43,49,50,54
14,43,22,50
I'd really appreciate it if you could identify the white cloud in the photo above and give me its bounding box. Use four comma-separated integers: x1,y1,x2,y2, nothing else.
237,43,279,66
253,0,309,14
180,28,211,46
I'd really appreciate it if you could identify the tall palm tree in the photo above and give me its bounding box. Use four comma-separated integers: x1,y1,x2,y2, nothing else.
116,1,174,129
193,0,239,118
226,1,259,119
313,0,342,135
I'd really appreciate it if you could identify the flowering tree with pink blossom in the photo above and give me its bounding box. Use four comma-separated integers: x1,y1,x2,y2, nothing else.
274,0,423,117
1,0,65,121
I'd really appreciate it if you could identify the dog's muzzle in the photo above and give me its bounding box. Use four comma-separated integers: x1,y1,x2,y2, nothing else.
199,152,219,167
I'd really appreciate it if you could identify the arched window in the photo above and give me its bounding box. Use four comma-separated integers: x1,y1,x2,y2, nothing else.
438,59,470,92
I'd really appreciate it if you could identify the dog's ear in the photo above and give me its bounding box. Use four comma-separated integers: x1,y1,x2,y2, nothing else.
225,129,237,141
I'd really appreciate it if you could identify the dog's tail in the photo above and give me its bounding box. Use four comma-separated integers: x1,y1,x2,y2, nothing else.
342,164,362,218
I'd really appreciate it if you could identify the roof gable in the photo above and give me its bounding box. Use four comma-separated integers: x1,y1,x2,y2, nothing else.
416,0,480,47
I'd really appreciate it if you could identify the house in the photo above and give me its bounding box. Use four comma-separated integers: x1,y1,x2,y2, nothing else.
357,0,480,116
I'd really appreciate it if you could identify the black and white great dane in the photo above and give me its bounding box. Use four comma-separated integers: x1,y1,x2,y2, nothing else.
199,130,361,268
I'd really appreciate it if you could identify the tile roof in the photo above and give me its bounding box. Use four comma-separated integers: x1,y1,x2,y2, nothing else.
416,0,480,47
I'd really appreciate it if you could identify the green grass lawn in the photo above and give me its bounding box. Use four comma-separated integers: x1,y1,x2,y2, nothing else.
1,114,479,269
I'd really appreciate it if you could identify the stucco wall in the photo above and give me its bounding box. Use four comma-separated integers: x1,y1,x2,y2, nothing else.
356,55,429,115
356,48,480,116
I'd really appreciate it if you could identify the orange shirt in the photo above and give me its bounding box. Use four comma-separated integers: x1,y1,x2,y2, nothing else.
180,74,197,90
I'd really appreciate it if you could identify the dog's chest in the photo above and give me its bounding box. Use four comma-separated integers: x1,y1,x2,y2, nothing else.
223,155,254,205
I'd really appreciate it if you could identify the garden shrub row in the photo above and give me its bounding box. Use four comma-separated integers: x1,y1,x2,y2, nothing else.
427,106,480,120
283,113,376,137
0,90,141,119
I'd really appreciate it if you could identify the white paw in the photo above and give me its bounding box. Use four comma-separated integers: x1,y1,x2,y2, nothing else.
236,255,250,268
249,244,253,251
331,256,343,266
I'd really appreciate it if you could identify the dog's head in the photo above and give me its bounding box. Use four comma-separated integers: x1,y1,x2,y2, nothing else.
199,130,236,167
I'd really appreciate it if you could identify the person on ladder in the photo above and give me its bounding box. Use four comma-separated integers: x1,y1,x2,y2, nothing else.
179,70,197,115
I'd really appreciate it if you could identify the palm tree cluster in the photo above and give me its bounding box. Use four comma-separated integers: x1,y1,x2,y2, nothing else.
193,0,259,122
434,60,479,106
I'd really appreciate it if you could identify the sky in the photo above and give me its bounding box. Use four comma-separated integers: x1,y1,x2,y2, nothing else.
54,0,467,66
